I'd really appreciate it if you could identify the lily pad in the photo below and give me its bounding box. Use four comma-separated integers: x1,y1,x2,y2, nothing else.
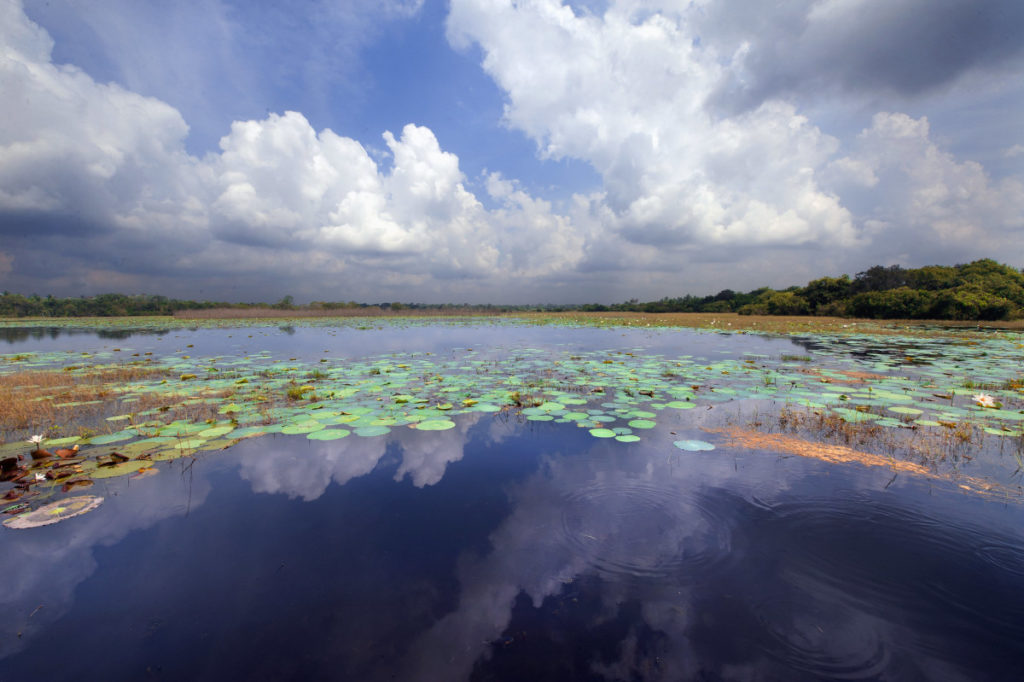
674,440,716,451
4,495,104,529
416,419,457,431
307,429,351,440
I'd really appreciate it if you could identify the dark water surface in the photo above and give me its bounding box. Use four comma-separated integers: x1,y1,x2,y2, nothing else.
2,324,1023,681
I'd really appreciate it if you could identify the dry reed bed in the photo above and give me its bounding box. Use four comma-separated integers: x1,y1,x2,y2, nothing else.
706,422,1020,501
0,365,221,441
174,307,501,319
518,311,1024,335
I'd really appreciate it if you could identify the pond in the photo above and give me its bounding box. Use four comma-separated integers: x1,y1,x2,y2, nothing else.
1,319,1023,680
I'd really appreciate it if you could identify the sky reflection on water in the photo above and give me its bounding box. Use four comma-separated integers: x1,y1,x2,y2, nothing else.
1,324,1023,680
2,414,1023,681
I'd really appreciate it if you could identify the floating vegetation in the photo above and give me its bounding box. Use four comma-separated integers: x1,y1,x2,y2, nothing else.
706,426,1020,501
1,319,1022,524
3,495,103,529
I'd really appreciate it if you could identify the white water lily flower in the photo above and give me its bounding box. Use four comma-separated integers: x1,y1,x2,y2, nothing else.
34,473,45,482
26,434,44,446
973,393,997,408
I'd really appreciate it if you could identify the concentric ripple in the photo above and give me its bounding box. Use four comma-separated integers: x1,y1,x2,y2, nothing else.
751,596,891,679
559,482,732,581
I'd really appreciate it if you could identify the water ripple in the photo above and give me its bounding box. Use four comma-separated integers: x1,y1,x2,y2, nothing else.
559,481,732,582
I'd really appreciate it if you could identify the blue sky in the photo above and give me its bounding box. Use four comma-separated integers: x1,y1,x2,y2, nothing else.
1,0,1022,303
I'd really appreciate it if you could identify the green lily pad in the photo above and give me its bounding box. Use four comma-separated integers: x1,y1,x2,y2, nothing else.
4,495,104,529
92,460,152,478
674,440,715,451
416,419,457,431
354,425,391,437
307,429,350,440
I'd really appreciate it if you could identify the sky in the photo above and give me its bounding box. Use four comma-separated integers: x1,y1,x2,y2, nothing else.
0,0,1022,304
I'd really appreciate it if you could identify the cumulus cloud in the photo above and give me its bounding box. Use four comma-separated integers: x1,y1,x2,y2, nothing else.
447,0,1023,284
829,112,1024,263
0,0,1021,301
448,0,859,252
700,0,1024,111
0,0,586,300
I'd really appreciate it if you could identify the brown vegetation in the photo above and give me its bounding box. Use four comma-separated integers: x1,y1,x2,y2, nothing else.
174,307,501,319
517,311,1024,334
0,365,222,440
705,423,1019,501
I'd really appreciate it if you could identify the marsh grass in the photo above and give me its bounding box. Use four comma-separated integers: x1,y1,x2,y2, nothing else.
706,422,1019,501
749,404,991,469
174,307,497,319
0,365,233,443
518,312,1024,335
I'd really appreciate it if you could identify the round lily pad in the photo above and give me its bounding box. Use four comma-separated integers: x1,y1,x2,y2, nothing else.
674,440,716,451
354,425,391,437
888,406,923,415
627,419,656,429
417,419,457,431
589,428,616,438
307,429,350,440
281,422,324,435
88,431,135,445
199,425,235,438
4,495,104,529
91,460,153,479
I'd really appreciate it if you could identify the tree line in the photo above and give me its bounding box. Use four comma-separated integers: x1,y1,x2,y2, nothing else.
580,259,1024,320
1,259,1021,320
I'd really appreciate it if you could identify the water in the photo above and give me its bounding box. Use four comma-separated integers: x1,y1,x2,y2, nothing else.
1,322,1023,680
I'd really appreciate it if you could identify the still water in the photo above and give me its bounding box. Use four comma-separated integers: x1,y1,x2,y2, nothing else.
1,322,1023,681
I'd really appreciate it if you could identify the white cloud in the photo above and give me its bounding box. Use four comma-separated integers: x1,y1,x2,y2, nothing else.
0,0,585,299
448,0,859,251
833,112,1024,259
1,0,1021,302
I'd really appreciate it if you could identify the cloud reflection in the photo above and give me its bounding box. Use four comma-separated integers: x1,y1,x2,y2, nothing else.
237,413,487,500
0,464,211,658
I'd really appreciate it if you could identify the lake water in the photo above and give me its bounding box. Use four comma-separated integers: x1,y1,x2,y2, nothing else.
1,321,1023,680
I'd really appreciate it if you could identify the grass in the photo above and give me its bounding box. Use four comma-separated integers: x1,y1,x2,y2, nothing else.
0,365,232,443
515,311,1024,335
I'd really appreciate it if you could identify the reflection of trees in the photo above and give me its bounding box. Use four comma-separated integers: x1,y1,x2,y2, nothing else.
0,326,172,345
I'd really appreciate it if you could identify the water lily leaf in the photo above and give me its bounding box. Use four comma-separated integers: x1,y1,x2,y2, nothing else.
172,438,207,450
416,419,456,431
354,425,391,437
88,431,135,445
307,429,350,440
198,425,235,438
589,428,616,438
674,440,715,451
4,495,104,529
281,422,324,435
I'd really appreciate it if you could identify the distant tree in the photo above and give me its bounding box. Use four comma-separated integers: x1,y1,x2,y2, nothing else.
802,275,851,312
852,265,908,293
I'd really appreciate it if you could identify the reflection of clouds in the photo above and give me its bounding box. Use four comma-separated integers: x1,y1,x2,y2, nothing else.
0,464,211,659
393,417,1020,681
238,414,484,499
238,434,388,501
394,431,791,681
393,414,482,487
